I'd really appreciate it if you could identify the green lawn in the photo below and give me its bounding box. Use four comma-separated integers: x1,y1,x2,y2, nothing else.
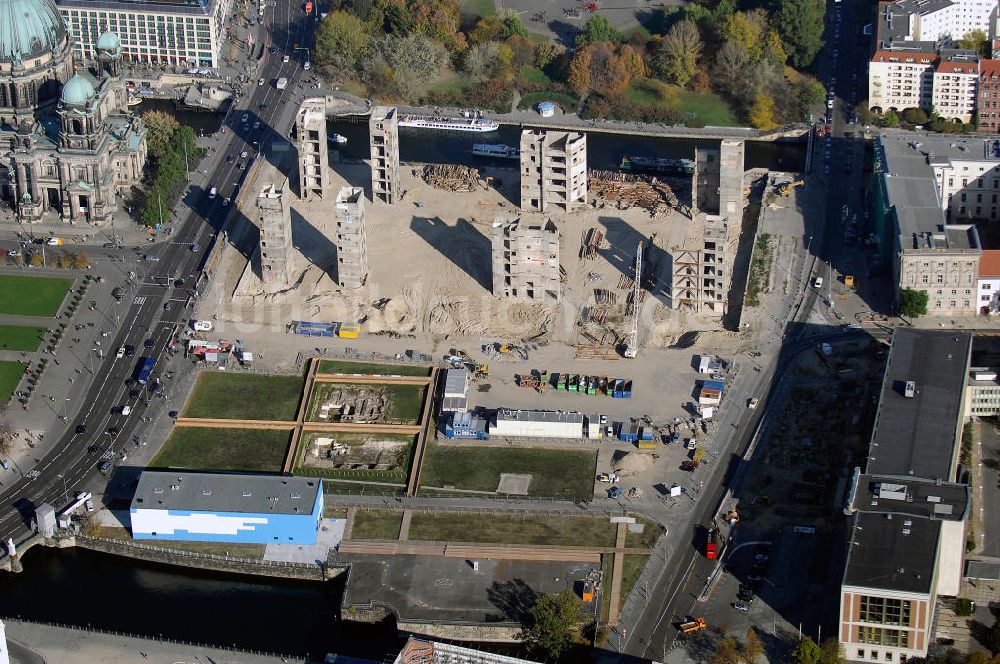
460,0,495,21
350,509,404,540
518,91,579,113
0,361,26,403
518,66,552,86
626,516,665,549
316,359,430,376
620,554,648,605
408,512,617,546
308,383,426,424
0,325,46,352
151,427,291,472
0,275,72,317
93,526,265,559
183,372,305,420
419,442,597,500
623,79,737,127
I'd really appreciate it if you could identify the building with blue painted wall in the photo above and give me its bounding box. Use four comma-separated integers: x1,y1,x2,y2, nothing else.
130,471,323,545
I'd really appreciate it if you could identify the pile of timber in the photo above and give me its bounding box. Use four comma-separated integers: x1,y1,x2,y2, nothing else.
588,170,679,215
422,164,481,191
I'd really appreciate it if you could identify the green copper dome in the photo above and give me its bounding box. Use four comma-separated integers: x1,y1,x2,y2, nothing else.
96,31,121,53
61,74,96,105
0,0,67,63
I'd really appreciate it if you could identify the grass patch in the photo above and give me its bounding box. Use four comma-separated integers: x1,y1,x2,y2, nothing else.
324,482,406,496
0,325,47,352
419,441,597,500
152,427,291,472
296,432,415,481
0,275,72,317
91,526,265,559
622,79,737,127
460,0,495,20
407,512,617,546
620,554,648,603
600,555,613,623
308,383,426,424
517,66,552,86
0,360,26,403
626,515,665,549
745,233,774,308
350,509,404,539
325,507,349,519
183,372,305,420
316,359,430,377
518,91,580,113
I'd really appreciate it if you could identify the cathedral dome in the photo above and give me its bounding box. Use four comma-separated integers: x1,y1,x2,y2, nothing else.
0,0,68,63
60,74,96,106
96,31,121,54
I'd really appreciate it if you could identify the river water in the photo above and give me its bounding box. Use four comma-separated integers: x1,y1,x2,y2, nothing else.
0,547,397,659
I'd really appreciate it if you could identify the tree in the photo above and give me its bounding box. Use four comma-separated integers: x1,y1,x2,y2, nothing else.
655,20,702,86
882,109,900,127
713,637,741,664
534,42,565,69
315,11,369,73
364,34,448,99
742,628,764,663
618,44,647,79
762,30,787,65
29,253,43,267
901,107,929,125
958,28,990,58
519,590,584,660
577,14,620,46
722,10,766,59
567,47,593,96
713,40,751,97
469,15,507,45
73,252,90,270
791,636,822,664
498,8,529,39
140,110,179,160
589,43,630,94
463,41,502,79
749,92,777,129
898,288,929,318
817,639,845,664
774,0,825,68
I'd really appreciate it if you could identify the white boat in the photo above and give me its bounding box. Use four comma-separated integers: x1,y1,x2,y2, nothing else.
398,114,499,133
472,143,519,159
328,133,348,144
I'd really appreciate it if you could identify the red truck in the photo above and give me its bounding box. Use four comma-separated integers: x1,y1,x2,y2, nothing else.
705,523,719,560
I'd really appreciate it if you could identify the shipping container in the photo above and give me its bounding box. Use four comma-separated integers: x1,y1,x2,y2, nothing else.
612,379,624,398
587,377,597,395
337,323,360,338
293,320,335,337
555,372,565,390
620,423,639,442
623,380,633,398
569,374,580,392
599,377,609,395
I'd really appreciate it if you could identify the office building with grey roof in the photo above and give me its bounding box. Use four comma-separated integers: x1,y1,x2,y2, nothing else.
874,131,986,315
130,471,324,545
839,329,971,663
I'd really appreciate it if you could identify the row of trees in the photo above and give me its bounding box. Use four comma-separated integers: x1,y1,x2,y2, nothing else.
139,111,204,228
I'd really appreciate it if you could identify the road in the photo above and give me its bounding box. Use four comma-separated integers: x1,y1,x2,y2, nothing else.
0,0,316,546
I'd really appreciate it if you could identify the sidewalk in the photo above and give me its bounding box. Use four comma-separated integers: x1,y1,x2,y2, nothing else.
4,618,305,664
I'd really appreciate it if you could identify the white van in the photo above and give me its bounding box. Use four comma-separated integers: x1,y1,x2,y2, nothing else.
209,187,217,199
192,320,214,332
121,405,132,416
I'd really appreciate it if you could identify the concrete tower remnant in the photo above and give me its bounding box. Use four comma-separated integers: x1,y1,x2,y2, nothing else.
718,139,746,219
369,106,400,204
296,98,330,201
491,214,561,302
257,180,294,293
519,129,587,213
334,186,369,289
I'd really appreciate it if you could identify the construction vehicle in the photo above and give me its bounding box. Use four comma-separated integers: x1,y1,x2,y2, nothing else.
845,275,855,288
679,618,708,634
778,180,805,196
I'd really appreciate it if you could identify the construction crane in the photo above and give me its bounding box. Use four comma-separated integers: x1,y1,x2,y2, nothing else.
623,241,641,358
778,180,805,196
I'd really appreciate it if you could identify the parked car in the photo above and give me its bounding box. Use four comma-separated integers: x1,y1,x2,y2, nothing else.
733,602,750,614
608,486,624,499
75,424,87,434
680,460,699,472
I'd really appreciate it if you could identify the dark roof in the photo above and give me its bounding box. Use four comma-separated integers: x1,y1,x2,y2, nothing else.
849,474,969,522
131,471,321,515
867,329,971,480
843,511,940,593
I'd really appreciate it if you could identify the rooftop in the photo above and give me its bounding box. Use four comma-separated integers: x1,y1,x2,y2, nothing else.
131,471,321,515
495,409,584,424
867,329,971,480
55,0,218,15
980,250,1000,277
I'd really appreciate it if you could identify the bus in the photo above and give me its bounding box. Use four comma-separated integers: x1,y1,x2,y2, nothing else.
136,357,156,385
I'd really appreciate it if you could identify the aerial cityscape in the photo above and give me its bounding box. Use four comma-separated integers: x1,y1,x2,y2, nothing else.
2,0,1000,662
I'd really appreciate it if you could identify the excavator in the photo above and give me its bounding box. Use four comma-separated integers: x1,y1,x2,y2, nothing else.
778,180,805,196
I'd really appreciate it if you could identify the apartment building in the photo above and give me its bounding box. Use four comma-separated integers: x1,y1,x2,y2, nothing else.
932,54,979,121
966,335,1000,414
874,132,984,316
976,249,1000,313
840,330,971,664
978,59,1000,130
56,0,233,68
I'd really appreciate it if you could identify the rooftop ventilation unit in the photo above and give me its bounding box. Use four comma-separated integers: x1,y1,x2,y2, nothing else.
876,483,908,501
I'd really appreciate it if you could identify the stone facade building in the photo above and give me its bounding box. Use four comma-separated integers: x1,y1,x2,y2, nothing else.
0,0,147,226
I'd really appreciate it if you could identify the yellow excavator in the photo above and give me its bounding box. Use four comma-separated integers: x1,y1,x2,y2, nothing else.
778,180,805,196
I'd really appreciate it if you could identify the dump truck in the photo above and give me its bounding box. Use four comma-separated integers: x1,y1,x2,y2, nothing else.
679,618,707,633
